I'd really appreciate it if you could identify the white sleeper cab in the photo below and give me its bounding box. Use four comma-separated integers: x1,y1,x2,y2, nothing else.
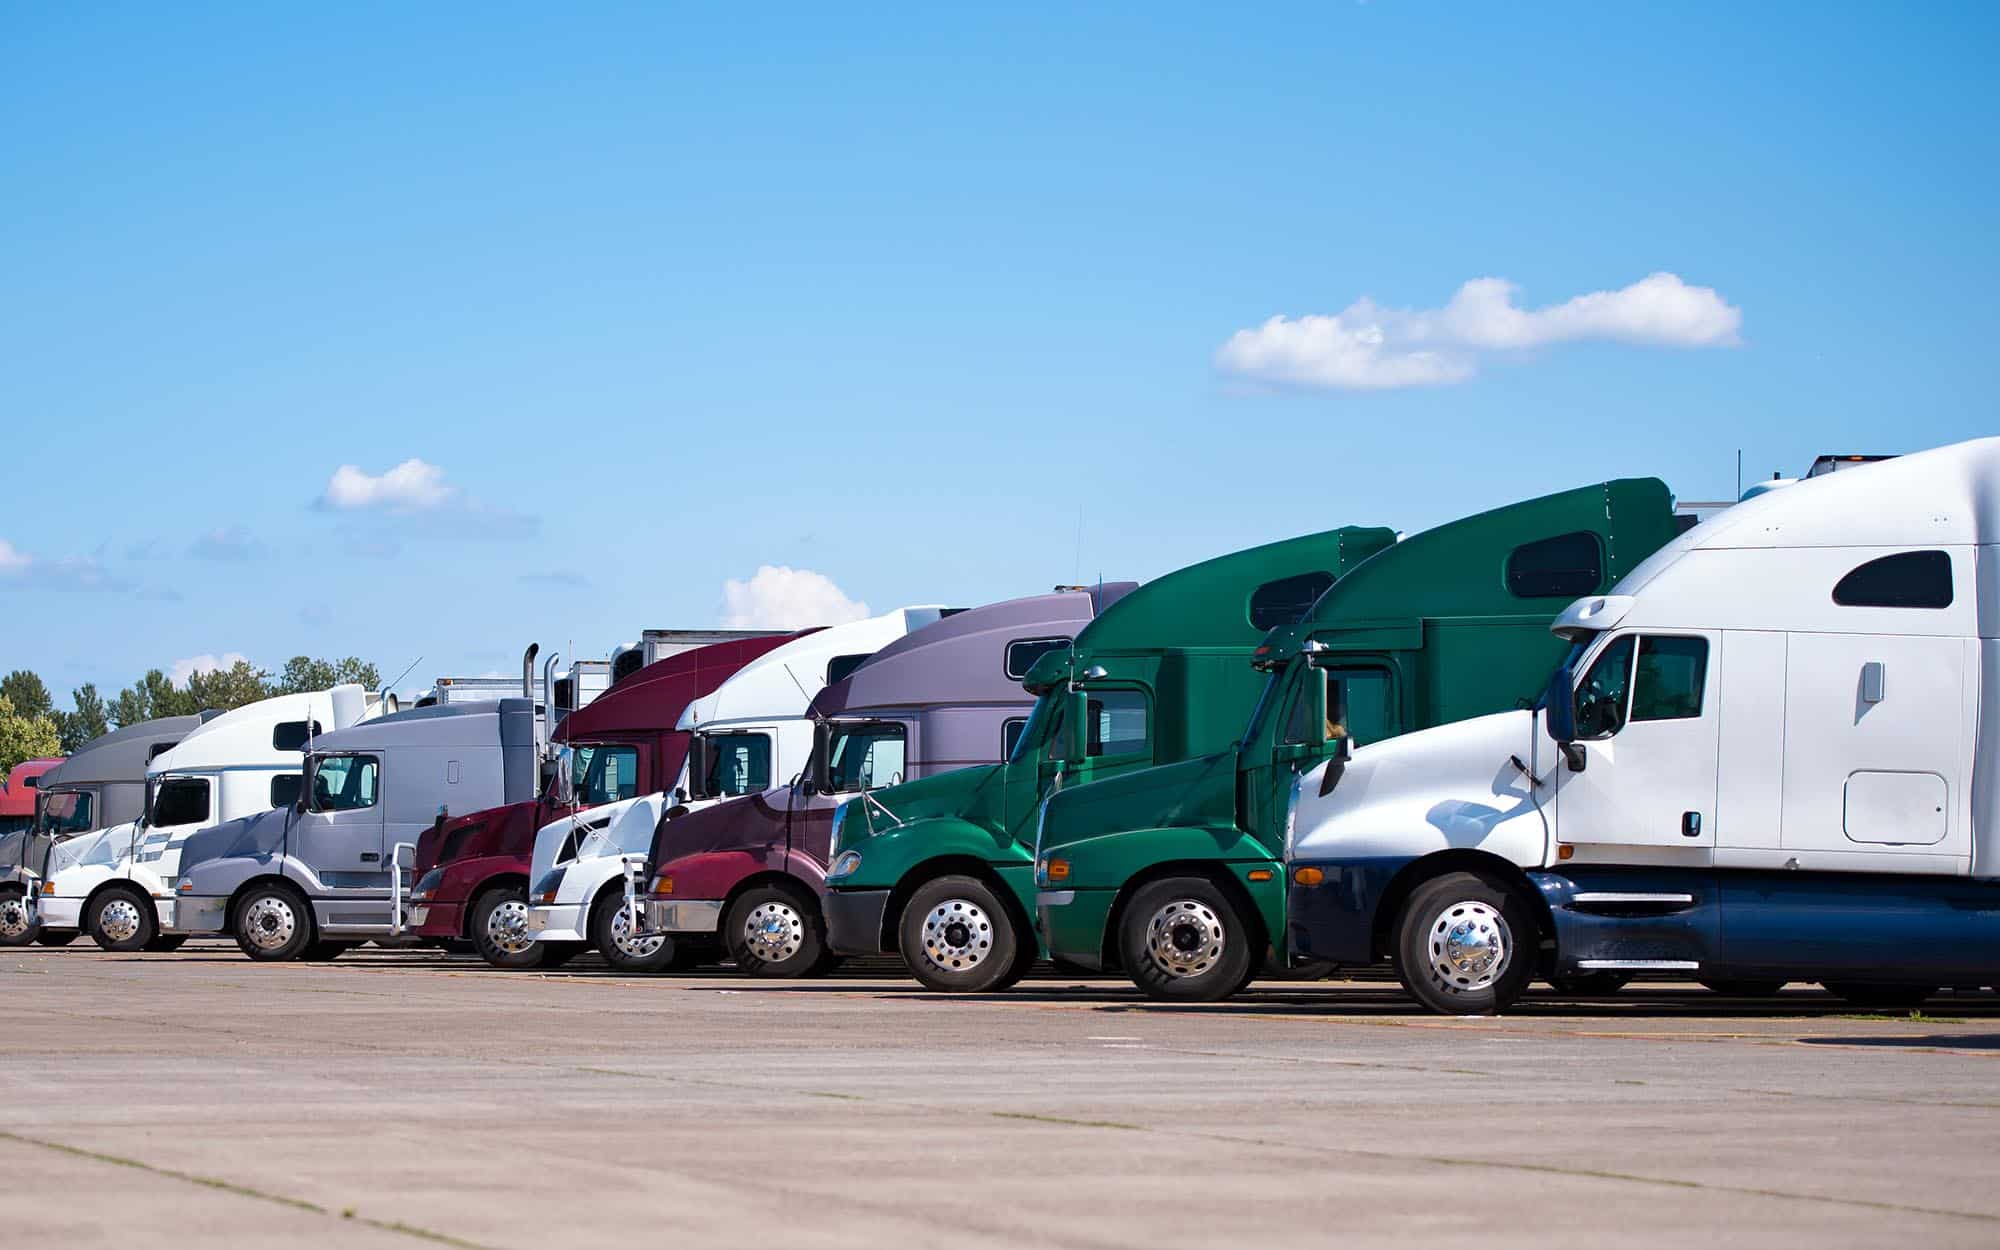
38,686,375,951
1284,437,2000,1013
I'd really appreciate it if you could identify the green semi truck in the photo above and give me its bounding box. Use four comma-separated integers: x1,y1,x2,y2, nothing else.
821,525,1398,992
1030,478,1684,1000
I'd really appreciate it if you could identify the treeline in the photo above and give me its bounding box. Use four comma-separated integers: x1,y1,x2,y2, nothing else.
0,657,380,776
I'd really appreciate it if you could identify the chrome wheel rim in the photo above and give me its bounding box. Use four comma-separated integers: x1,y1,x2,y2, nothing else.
0,898,31,939
99,898,144,944
1426,899,1510,993
608,904,665,959
484,899,533,955
918,898,993,973
1144,899,1226,979
742,900,804,964
242,896,297,952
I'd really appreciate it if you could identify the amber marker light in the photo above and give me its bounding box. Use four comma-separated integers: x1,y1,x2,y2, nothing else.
1558,844,1575,861
652,875,674,895
1293,867,1324,886
1246,869,1274,882
1045,859,1070,882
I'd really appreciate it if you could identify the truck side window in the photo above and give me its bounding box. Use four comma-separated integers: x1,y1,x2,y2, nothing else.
1085,691,1149,758
272,720,325,752
311,756,379,812
1002,717,1029,758
1506,532,1603,599
1574,636,1636,738
573,745,640,805
269,774,303,809
1283,668,1395,747
1630,636,1709,721
1004,638,1070,681
704,733,771,796
1249,572,1335,630
150,778,211,826
1832,550,1953,609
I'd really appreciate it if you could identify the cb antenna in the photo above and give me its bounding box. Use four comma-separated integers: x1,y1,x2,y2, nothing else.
385,654,424,697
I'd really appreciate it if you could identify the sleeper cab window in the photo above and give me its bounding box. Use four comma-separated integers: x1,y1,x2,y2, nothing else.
1832,550,1953,609
151,778,211,826
1249,572,1335,631
1002,717,1030,759
1085,689,1149,758
269,774,303,810
826,654,872,684
1506,531,1603,599
272,720,325,752
1004,637,1071,681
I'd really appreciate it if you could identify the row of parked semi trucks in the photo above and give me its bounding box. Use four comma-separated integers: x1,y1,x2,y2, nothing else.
3,441,1993,1014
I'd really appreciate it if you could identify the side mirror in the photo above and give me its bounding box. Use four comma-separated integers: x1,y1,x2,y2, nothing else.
1061,689,1090,763
809,722,833,794
1541,667,1587,773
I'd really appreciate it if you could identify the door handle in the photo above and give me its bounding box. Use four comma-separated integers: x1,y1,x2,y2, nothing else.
1681,812,1702,838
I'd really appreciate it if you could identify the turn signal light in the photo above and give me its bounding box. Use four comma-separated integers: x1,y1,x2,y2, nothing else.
40,882,54,895
652,875,675,895
537,891,557,904
1044,859,1070,882
1558,844,1575,861
1246,869,1274,882
1293,867,1324,886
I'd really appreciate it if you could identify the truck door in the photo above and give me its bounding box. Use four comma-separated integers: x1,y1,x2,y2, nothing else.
803,721,908,866
136,775,212,881
1554,631,1720,849
294,754,387,873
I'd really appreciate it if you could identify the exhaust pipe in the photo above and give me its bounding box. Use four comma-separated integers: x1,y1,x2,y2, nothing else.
521,643,540,699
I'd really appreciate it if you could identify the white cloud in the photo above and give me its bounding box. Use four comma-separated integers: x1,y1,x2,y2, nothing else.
188,524,270,562
719,566,869,629
0,538,129,592
170,652,251,688
318,459,456,512
1216,272,1742,391
0,539,28,575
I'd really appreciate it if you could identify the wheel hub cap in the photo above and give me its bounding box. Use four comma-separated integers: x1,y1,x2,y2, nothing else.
486,899,533,955
1426,900,1510,993
609,904,665,958
0,898,29,939
1144,900,1225,979
742,901,804,963
918,898,992,972
243,897,296,951
100,898,143,943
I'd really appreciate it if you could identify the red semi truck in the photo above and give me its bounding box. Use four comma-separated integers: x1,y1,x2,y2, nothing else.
405,633,797,966
0,757,64,838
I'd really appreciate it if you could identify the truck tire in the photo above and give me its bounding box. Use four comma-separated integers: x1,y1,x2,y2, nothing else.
589,889,676,974
1822,981,1936,1009
1699,979,1786,997
725,883,835,978
0,891,40,947
1394,871,1537,1015
145,935,188,953
470,885,542,969
1119,876,1257,1002
86,886,157,953
1548,972,1630,996
35,929,78,948
899,874,1032,993
233,883,315,962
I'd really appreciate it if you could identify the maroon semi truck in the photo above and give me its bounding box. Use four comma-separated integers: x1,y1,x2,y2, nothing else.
405,632,797,966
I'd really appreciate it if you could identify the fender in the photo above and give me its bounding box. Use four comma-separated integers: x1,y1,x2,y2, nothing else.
836,814,1020,891
653,849,770,899
1056,822,1285,961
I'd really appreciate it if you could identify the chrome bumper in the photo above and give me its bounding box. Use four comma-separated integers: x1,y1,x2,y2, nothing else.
639,899,724,935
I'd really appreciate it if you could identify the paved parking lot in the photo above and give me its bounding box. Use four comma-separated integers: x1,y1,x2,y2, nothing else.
6,941,1998,1249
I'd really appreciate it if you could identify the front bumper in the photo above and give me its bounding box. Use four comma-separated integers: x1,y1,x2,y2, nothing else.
1036,887,1112,971
527,903,585,944
406,899,464,941
638,898,724,936
169,895,228,936
36,896,83,930
823,888,892,956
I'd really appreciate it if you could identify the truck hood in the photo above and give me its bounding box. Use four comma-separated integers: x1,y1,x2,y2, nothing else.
176,808,290,882
1287,709,1549,865
46,823,135,876
859,763,1006,833
529,794,663,885
650,786,793,865
1037,752,1238,854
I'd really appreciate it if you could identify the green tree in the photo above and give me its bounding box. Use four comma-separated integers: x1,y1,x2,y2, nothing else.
0,671,55,723
272,656,381,694
60,683,109,753
185,660,271,712
0,694,62,777
110,670,198,726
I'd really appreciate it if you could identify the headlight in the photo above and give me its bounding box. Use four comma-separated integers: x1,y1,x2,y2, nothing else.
827,850,862,881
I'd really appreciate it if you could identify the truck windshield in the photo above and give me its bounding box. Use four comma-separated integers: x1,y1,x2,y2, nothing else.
824,721,907,793
36,790,93,836
571,744,639,806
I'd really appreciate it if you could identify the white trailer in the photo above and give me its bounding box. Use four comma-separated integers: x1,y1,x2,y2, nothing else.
1284,438,2000,1013
525,605,947,971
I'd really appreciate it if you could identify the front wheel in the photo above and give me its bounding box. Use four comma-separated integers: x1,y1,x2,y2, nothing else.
1823,981,1936,1009
87,887,158,952
1393,871,1537,1015
0,892,41,947
589,889,676,973
900,874,1032,993
725,883,834,977
233,884,314,961
1119,877,1258,1002
471,886,542,969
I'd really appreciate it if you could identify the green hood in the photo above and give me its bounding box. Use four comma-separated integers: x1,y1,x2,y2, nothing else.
1038,751,1237,853
859,763,1007,837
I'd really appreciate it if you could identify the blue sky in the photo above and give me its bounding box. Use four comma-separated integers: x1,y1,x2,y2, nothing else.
3,3,1996,704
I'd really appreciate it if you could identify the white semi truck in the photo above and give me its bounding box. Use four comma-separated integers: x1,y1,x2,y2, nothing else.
37,687,378,951
524,605,948,971
1283,438,2000,1013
